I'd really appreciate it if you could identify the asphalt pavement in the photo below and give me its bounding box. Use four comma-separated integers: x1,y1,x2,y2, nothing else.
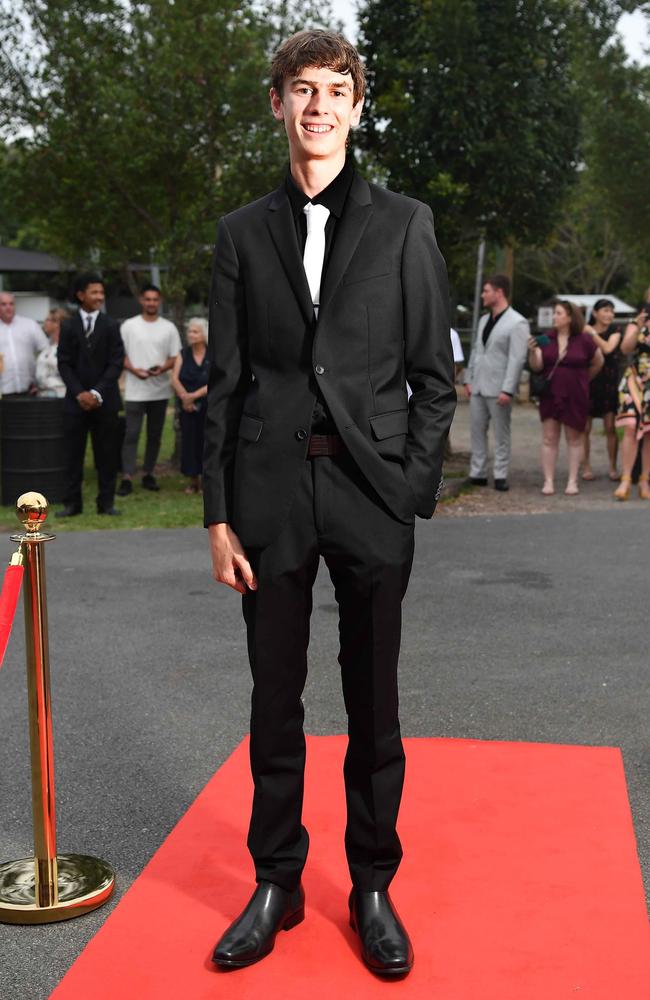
0,506,648,998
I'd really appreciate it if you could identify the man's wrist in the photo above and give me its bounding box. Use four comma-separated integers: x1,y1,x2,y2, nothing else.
90,388,103,405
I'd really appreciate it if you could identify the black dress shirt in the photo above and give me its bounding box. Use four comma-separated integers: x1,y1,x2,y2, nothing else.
482,307,507,347
285,159,355,433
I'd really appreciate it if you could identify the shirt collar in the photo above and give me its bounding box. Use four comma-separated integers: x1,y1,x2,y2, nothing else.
79,309,100,323
489,307,508,325
285,157,355,221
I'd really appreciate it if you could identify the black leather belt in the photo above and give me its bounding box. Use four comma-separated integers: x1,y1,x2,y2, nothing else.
307,434,346,457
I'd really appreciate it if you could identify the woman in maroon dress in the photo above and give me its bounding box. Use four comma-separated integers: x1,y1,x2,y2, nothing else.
527,301,603,495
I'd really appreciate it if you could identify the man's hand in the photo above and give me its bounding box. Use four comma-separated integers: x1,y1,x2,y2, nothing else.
134,367,150,380
496,392,512,407
76,390,98,411
464,383,472,399
208,523,257,595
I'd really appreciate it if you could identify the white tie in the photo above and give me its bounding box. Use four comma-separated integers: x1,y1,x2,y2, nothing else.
303,202,330,317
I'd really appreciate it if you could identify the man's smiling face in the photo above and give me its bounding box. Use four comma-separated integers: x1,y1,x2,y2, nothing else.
270,64,362,165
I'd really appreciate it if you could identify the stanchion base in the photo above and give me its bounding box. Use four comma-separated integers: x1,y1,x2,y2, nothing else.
0,853,115,924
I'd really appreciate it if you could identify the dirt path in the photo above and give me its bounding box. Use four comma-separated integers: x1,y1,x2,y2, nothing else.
439,395,641,518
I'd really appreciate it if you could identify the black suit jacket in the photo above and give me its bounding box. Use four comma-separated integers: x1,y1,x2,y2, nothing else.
203,172,456,548
58,312,125,414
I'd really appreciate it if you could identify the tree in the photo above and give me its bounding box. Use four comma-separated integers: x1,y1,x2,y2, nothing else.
583,44,650,299
0,0,333,322
516,8,650,307
357,0,582,271
516,169,630,297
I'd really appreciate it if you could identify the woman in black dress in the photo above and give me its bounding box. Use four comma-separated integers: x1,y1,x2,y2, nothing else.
171,317,209,493
582,299,622,481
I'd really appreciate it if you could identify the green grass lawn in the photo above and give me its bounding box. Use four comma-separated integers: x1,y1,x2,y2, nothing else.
0,408,204,534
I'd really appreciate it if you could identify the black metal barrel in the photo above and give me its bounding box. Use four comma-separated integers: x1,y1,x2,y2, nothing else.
1,398,67,505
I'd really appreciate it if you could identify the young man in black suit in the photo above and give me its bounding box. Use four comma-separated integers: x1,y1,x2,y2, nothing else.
204,30,456,975
56,273,125,517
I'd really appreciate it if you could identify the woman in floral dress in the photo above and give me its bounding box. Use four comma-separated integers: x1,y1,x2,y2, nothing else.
614,308,650,500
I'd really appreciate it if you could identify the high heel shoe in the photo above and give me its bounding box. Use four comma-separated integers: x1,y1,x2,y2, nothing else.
614,475,631,501
638,476,650,500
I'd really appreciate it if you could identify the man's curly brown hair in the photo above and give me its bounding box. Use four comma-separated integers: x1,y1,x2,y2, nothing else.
271,29,366,106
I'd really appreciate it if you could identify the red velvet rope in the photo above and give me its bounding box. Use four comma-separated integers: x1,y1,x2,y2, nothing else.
0,564,24,671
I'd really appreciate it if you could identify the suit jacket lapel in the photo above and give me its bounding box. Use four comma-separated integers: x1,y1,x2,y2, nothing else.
319,174,373,314
266,186,314,325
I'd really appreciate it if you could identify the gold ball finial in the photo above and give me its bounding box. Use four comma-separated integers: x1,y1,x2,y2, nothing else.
16,492,49,534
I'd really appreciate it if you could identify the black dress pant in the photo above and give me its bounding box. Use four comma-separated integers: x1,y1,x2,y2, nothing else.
242,452,415,892
63,408,120,512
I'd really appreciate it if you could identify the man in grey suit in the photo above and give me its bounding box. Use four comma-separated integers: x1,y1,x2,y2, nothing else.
464,274,529,491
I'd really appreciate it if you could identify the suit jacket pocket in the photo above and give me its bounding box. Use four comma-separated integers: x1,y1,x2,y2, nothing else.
369,409,408,440
238,413,263,442
343,260,392,285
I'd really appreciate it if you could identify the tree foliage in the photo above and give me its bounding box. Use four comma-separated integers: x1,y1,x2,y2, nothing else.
357,0,582,262
357,0,650,309
518,8,650,306
516,170,629,296
0,0,333,318
1,0,648,315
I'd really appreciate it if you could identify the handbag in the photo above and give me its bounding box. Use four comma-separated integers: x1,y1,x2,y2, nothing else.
529,348,565,399
529,370,551,398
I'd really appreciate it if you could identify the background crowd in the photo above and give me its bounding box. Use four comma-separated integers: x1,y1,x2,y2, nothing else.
464,277,650,499
0,278,210,517
1,270,649,517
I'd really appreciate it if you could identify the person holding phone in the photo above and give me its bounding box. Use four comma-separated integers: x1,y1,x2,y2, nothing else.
117,284,181,495
613,306,650,500
527,300,603,495
582,299,621,481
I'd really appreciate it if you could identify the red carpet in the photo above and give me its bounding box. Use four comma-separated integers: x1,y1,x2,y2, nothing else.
51,737,650,999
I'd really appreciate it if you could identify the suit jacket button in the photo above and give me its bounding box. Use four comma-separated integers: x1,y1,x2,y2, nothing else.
295,428,308,441
314,364,325,375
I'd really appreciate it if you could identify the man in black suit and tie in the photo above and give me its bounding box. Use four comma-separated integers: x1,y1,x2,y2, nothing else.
205,30,456,975
56,273,125,517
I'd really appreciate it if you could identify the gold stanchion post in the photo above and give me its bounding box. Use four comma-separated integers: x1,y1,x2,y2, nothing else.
0,492,115,924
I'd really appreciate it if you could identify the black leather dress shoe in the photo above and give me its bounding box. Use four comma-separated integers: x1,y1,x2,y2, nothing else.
55,507,82,518
349,889,414,976
469,476,488,486
494,479,509,491
116,478,133,497
212,881,305,969
97,507,122,516
142,474,160,491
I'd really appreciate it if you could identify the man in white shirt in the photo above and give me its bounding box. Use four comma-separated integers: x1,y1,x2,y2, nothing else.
450,327,465,378
117,285,181,494
0,293,49,395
